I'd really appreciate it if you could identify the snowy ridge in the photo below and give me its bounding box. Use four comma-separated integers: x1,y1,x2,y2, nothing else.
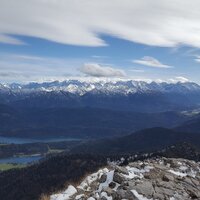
1,80,200,95
50,157,200,200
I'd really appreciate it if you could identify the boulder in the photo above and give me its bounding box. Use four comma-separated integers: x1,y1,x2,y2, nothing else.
113,172,125,184
115,166,129,175
115,189,137,200
99,174,107,183
133,181,154,198
162,174,174,182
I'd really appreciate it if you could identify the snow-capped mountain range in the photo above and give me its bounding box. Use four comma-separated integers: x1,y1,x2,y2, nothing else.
1,80,200,95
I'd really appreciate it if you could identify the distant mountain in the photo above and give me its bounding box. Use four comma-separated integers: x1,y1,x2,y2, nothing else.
4,80,200,95
72,127,200,154
0,80,200,112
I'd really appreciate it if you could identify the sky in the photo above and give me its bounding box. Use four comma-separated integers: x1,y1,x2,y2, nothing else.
0,0,200,83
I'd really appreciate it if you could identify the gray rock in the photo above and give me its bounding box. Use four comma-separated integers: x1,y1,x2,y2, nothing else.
102,187,114,196
99,174,107,183
162,174,174,182
152,192,165,200
154,186,174,197
115,166,129,175
109,181,116,189
186,186,200,198
168,159,180,168
115,189,137,200
113,172,125,184
133,181,154,198
156,180,175,190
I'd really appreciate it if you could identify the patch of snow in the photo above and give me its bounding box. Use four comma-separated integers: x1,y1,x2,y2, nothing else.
101,191,113,200
123,165,153,179
98,170,114,192
87,197,95,200
177,161,182,165
187,169,197,178
131,190,152,200
75,194,84,200
168,170,187,177
179,166,188,171
50,185,77,200
78,168,109,191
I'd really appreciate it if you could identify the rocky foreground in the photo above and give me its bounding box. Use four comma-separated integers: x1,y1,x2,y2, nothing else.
50,157,200,200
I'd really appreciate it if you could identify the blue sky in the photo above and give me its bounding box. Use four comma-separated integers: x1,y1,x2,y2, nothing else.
0,0,200,83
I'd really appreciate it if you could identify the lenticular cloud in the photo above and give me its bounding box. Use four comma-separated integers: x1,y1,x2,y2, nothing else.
1,0,200,48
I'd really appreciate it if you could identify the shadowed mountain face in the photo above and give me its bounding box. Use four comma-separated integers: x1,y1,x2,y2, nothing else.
71,127,200,155
175,114,200,133
0,104,193,138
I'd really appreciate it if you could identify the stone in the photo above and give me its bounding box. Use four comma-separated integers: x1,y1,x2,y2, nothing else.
153,192,165,200
154,186,174,197
162,174,174,182
133,181,154,198
99,174,107,183
156,180,175,190
109,182,116,189
115,189,137,200
102,187,114,196
186,186,200,198
168,159,180,168
115,166,129,175
113,172,125,184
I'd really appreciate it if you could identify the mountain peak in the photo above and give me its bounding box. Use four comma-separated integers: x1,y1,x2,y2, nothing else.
1,80,199,95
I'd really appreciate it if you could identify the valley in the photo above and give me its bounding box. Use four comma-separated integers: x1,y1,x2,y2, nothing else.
0,80,199,199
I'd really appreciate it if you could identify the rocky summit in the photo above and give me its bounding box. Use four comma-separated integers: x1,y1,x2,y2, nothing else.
50,157,200,200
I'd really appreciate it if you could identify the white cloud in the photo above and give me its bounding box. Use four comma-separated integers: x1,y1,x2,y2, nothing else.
1,0,200,48
80,63,126,77
129,69,144,73
0,53,86,82
0,34,25,45
133,56,173,68
194,55,200,63
169,76,189,83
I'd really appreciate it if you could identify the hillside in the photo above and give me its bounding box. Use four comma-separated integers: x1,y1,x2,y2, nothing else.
72,127,200,154
0,105,190,138
176,114,200,133
0,154,107,200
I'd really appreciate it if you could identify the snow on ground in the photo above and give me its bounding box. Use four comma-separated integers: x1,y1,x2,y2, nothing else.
123,165,154,179
87,197,95,200
78,168,109,191
50,185,77,200
100,191,113,200
131,190,152,200
168,169,187,177
75,194,84,199
179,166,188,171
98,170,114,192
